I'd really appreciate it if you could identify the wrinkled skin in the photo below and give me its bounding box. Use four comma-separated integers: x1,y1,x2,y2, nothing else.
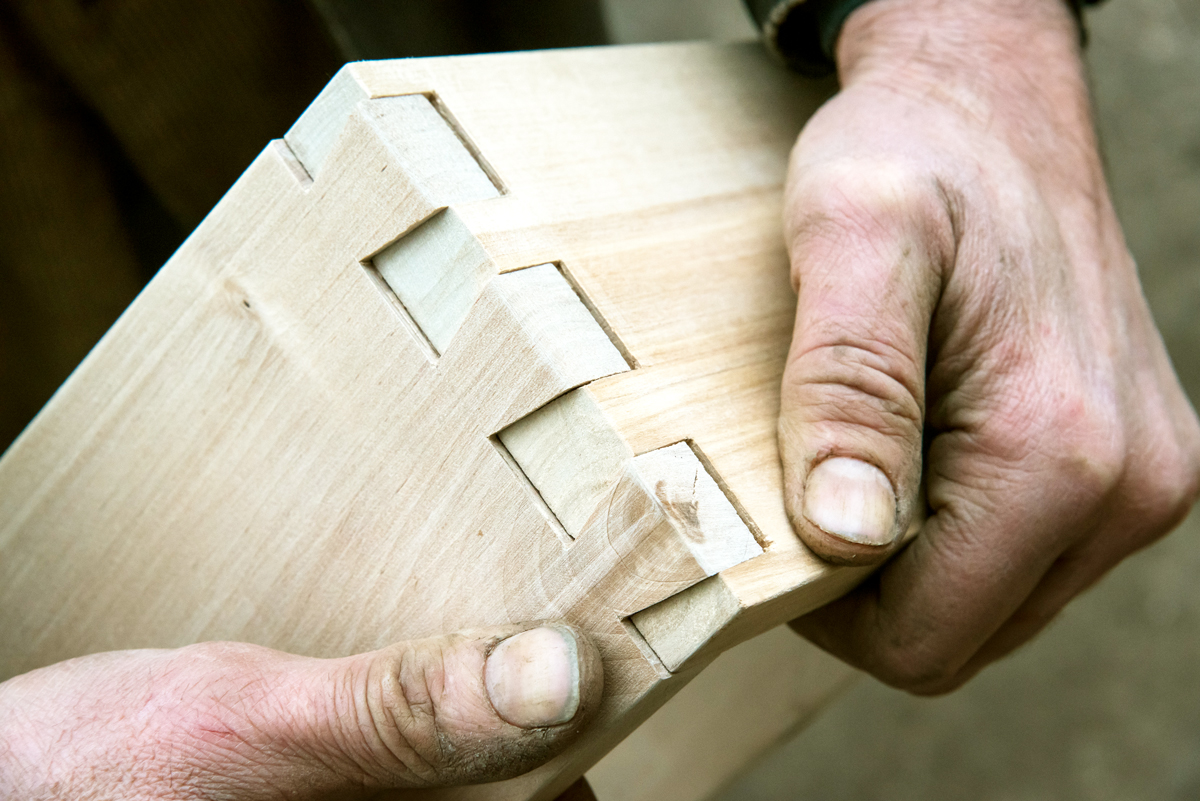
781,0,1200,694
4,0,1200,793
0,627,602,800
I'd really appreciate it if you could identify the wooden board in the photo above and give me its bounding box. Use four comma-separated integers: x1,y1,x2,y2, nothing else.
0,43,872,798
587,625,856,801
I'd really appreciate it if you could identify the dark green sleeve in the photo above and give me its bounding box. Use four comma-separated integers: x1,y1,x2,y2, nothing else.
742,0,1102,76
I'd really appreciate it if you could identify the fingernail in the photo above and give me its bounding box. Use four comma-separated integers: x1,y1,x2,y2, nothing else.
803,457,897,546
485,626,581,728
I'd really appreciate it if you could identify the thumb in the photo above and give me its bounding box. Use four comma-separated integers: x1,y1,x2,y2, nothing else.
779,161,950,565
175,624,603,796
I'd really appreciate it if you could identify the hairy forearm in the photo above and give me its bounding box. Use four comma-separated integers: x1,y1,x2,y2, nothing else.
836,0,1112,260
839,0,1096,172
839,0,1082,84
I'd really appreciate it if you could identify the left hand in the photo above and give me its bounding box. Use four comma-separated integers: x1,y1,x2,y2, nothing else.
0,624,602,798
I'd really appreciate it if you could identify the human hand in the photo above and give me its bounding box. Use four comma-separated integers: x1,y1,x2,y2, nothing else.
779,0,1200,694
0,624,602,799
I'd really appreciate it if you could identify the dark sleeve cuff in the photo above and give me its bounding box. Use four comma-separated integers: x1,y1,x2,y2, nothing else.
743,0,1103,77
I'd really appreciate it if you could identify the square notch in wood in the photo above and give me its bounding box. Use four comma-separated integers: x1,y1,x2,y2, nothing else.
539,261,639,369
420,92,507,196
364,208,494,360
497,388,632,540
489,433,573,546
486,262,636,541
285,79,502,195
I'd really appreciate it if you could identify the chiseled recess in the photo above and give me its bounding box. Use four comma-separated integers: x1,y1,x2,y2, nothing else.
499,388,633,538
629,575,744,672
372,208,495,355
501,391,762,586
503,418,766,672
305,89,505,358
283,65,503,205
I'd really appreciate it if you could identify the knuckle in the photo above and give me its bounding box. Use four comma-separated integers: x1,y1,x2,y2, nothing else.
351,644,450,786
988,381,1126,505
1125,432,1200,534
1175,461,1200,513
785,337,924,444
129,645,288,795
164,643,281,724
870,643,963,696
790,158,931,222
1151,411,1200,509
1054,428,1124,504
1035,386,1199,527
786,158,955,264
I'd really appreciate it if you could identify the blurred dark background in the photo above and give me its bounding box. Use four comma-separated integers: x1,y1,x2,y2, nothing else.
0,0,611,451
3,0,1199,798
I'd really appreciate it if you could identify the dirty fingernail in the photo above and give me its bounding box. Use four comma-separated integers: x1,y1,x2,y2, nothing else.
485,626,581,728
803,457,897,546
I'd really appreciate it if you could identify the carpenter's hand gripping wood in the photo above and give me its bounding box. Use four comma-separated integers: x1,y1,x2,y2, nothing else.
0,44,890,799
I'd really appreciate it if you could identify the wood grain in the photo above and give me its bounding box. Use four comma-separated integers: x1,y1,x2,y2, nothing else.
0,43,869,799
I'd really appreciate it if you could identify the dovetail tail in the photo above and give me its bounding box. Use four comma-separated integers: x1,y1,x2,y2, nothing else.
680,439,768,550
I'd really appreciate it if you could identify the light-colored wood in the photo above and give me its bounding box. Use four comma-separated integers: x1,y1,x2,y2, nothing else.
587,626,857,801
0,43,866,798
498,387,633,539
372,208,497,357
632,443,763,574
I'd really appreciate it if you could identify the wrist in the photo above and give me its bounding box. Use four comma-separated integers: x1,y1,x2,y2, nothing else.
837,0,1084,101
835,0,1103,201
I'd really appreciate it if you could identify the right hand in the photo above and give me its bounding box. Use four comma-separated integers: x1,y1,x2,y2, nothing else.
778,0,1200,694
